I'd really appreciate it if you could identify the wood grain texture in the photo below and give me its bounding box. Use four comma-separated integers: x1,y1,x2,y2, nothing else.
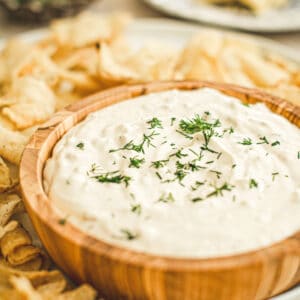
20,81,300,300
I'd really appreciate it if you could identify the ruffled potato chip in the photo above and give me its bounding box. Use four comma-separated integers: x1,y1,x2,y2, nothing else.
1,77,56,130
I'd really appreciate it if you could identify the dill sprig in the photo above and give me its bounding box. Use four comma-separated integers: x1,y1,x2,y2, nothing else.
129,157,145,168
109,131,159,154
238,138,252,146
206,183,234,198
147,117,163,129
151,159,169,169
92,170,131,187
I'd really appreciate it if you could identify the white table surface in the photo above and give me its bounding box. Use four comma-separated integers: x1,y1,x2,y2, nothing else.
0,0,299,51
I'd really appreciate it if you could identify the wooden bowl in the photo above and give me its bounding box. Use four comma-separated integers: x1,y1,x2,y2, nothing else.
20,81,300,300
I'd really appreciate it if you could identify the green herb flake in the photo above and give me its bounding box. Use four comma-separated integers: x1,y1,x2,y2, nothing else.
120,229,138,240
170,117,176,126
158,192,175,203
271,141,280,147
147,117,163,129
131,204,142,215
92,171,131,187
238,138,252,146
151,159,169,169
272,172,279,181
76,142,84,150
58,218,67,225
129,157,145,169
191,197,203,203
249,179,258,189
298,151,300,159
206,183,234,198
257,136,269,145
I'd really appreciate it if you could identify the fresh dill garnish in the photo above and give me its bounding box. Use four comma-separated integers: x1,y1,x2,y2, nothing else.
298,151,300,159
76,142,84,150
147,117,163,129
131,204,142,215
209,170,222,179
155,172,162,180
238,138,252,145
170,117,176,126
170,149,188,159
158,192,175,203
92,171,131,187
176,129,193,140
206,160,214,164
204,111,210,116
151,159,169,169
129,157,145,168
179,115,221,150
232,164,236,169
191,197,204,203
189,149,204,161
272,172,279,181
257,136,269,145
174,169,187,183
109,131,159,154
271,141,280,147
206,183,234,198
249,179,258,189
191,180,206,191
120,229,138,240
176,161,203,172
217,152,222,160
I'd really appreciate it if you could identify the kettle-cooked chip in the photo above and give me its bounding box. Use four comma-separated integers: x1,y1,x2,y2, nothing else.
1,225,32,258
0,194,22,226
1,77,56,130
98,43,138,84
51,12,131,48
0,124,29,164
0,157,11,193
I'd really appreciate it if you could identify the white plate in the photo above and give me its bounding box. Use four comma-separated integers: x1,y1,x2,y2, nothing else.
143,0,300,32
0,18,299,299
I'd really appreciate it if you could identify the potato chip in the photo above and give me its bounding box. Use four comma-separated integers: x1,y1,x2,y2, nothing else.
51,12,131,48
237,51,290,87
0,157,11,193
1,225,32,258
9,276,42,300
0,194,22,226
1,77,56,130
0,124,28,164
0,221,18,240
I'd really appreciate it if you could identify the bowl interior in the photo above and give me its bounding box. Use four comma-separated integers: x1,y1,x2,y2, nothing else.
20,81,300,272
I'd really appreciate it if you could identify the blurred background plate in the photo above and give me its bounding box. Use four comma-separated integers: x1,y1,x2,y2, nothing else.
142,0,300,32
0,17,299,299
0,0,97,22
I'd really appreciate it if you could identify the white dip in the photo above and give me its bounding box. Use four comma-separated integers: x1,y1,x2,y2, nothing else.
44,88,300,258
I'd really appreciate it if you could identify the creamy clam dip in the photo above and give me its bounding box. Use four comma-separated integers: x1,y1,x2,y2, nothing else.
44,88,300,258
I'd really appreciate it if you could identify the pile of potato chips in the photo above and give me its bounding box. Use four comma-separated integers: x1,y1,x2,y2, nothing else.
0,12,299,298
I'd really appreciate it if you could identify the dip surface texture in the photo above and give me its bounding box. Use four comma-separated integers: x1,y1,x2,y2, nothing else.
44,88,300,258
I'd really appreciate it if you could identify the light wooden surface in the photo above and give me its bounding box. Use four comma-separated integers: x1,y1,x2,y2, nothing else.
20,81,300,300
0,0,299,51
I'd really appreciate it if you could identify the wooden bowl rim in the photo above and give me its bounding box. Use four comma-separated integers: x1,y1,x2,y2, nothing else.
20,80,300,272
